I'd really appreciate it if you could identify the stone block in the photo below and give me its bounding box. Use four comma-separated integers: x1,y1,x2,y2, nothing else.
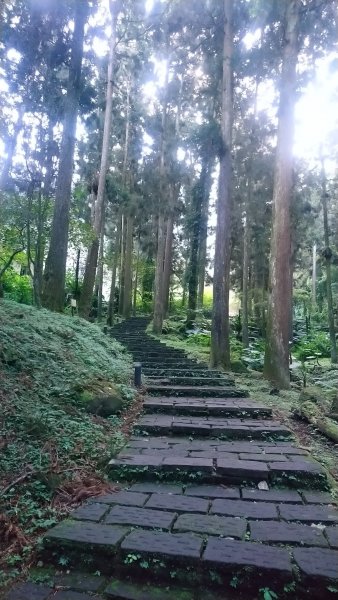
174,513,246,538
211,499,278,519
293,547,338,579
250,520,327,546
203,538,292,573
121,530,202,560
105,505,176,530
145,494,209,514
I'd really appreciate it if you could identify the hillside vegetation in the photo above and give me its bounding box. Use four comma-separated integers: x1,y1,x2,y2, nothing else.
0,300,134,586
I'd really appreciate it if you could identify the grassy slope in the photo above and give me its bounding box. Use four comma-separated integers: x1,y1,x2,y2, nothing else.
0,300,133,586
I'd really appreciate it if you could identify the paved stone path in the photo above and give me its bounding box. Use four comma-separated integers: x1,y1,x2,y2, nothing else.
7,317,338,600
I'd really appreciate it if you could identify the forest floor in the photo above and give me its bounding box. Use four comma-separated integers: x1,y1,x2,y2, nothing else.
0,301,141,591
154,331,338,496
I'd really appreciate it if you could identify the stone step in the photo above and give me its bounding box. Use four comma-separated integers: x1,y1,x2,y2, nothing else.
146,376,235,387
134,414,292,440
147,385,248,398
143,368,228,378
143,397,272,418
141,361,206,370
109,447,327,488
41,485,338,597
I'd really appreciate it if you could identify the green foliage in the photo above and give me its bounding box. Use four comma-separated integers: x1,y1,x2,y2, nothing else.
260,589,278,600
2,268,32,304
0,299,134,582
293,332,331,362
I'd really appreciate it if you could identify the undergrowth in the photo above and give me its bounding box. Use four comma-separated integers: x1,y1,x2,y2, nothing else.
0,300,134,587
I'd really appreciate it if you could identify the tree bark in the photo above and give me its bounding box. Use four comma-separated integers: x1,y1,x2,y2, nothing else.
42,0,88,311
78,1,118,318
311,242,317,309
163,213,174,316
152,59,169,334
210,0,233,369
197,162,212,308
107,219,121,326
263,0,300,388
122,214,133,318
97,214,105,322
320,159,337,363
133,240,140,315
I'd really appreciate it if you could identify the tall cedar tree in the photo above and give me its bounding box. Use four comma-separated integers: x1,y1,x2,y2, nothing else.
210,0,233,368
263,0,300,388
42,0,88,311
79,0,119,318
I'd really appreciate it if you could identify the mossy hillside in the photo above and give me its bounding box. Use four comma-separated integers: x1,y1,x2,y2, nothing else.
0,300,134,585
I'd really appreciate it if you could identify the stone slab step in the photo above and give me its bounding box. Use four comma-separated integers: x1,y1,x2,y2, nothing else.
143,368,229,378
146,385,248,398
109,450,327,488
143,397,272,417
40,486,338,596
146,376,235,387
141,361,206,370
134,414,292,439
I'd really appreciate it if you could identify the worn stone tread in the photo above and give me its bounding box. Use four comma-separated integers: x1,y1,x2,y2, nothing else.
203,538,292,573
185,485,240,499
302,491,336,504
250,520,328,546
293,547,338,579
174,513,247,538
5,583,53,600
93,491,149,507
325,526,338,548
71,503,109,522
44,520,129,547
104,505,176,530
210,499,278,519
145,494,209,513
121,530,203,560
128,483,182,495
54,572,106,592
278,504,338,523
241,489,302,503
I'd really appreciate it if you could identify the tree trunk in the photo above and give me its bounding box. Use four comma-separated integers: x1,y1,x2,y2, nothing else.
42,0,88,312
197,166,212,308
118,213,126,314
320,159,337,363
210,0,233,369
153,214,166,333
263,0,300,388
242,210,250,347
163,213,174,316
133,240,140,316
78,2,118,318
107,221,121,326
97,215,105,322
311,243,317,309
122,214,133,318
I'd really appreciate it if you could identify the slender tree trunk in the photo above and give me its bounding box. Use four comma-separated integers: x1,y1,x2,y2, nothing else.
118,214,126,314
133,241,140,316
74,249,80,300
242,211,250,347
197,168,212,308
320,159,337,363
153,214,166,332
122,214,133,318
163,213,174,316
210,0,233,369
311,243,317,308
78,2,118,318
107,220,121,326
263,0,300,388
42,0,88,311
97,216,105,322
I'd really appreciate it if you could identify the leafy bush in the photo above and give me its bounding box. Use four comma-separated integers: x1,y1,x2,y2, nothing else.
293,332,332,362
2,269,32,304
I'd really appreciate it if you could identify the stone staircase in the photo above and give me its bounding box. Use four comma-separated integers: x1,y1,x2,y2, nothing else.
8,317,338,600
